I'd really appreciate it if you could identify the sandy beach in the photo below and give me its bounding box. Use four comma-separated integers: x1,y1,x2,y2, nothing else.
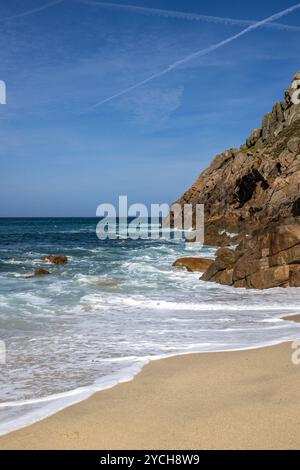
2,0,300,453
1,333,300,450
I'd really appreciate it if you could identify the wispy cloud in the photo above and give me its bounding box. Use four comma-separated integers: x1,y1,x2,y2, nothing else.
74,0,300,32
116,86,184,125
84,2,300,112
1,0,64,22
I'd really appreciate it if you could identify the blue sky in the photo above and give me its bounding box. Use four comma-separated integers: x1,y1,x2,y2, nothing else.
0,0,300,216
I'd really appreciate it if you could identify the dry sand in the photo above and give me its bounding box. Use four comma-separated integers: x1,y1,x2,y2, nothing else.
1,340,300,450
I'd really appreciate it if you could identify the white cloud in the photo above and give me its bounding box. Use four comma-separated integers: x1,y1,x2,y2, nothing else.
115,86,184,124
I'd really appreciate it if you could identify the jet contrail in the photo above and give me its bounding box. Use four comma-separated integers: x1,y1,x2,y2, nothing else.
2,0,63,22
74,0,300,32
84,2,300,112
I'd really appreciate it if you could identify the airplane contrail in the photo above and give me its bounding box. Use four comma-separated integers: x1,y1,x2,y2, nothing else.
2,0,63,22
84,2,300,112
74,0,300,32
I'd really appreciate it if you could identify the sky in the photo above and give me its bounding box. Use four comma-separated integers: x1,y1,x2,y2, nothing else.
0,0,300,217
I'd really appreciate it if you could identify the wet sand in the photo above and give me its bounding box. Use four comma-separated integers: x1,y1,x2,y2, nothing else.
1,341,300,450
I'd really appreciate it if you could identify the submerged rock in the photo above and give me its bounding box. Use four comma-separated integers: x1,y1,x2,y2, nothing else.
42,255,68,265
173,257,213,272
34,268,50,276
23,268,50,279
96,279,124,287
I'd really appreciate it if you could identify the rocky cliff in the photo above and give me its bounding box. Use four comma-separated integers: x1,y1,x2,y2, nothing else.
178,72,300,240
177,72,300,289
201,224,300,289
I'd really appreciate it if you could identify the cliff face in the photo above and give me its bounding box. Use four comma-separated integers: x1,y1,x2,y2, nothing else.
178,72,300,238
176,72,300,289
201,224,300,289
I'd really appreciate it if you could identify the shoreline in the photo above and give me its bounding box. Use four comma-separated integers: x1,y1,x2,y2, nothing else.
1,331,300,439
1,339,300,449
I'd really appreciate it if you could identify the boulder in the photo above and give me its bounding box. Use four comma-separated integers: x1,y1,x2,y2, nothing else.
269,224,300,255
23,268,50,279
214,247,237,270
201,223,300,289
232,256,268,281
270,243,300,267
173,257,213,272
34,268,50,276
200,262,219,281
247,266,290,290
214,268,234,286
42,255,68,265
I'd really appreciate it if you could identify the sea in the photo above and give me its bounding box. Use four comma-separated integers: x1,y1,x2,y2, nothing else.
1,217,300,435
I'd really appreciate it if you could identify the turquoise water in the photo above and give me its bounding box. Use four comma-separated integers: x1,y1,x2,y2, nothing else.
1,217,300,435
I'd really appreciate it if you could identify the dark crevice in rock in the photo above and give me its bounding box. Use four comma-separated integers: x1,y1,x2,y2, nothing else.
235,169,269,207
292,198,300,217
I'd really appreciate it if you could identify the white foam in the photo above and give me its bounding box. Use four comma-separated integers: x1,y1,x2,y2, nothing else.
79,293,300,312
0,359,148,437
2,330,300,438
13,292,49,306
2,235,300,438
